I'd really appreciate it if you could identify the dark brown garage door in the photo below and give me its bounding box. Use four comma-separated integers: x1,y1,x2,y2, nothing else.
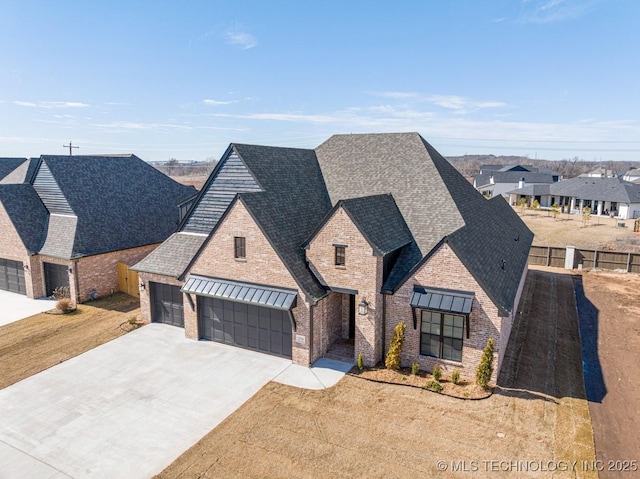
44,262,70,297
150,282,184,328
198,297,292,359
0,258,26,295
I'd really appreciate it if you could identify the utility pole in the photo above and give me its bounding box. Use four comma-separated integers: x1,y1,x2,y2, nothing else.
63,141,79,155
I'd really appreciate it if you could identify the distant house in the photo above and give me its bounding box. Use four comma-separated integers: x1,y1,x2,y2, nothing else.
507,176,640,219
0,155,195,302
473,164,561,199
581,167,617,178
623,168,640,182
133,133,532,381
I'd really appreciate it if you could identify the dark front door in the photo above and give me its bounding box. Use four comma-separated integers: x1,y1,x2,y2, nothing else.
348,294,356,340
0,258,26,295
150,282,184,327
44,262,69,297
198,296,292,359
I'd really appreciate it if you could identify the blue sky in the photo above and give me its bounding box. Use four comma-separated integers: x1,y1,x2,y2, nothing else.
1,0,639,162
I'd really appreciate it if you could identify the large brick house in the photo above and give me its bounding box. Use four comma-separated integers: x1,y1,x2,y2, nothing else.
0,155,195,303
133,133,532,380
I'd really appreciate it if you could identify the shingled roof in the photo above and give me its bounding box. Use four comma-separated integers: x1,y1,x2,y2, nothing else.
0,158,39,184
0,184,48,254
0,158,28,182
549,176,640,203
0,155,196,260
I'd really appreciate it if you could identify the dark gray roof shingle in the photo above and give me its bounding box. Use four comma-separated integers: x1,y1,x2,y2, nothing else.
131,232,207,277
0,158,37,184
39,155,196,258
0,158,28,181
0,184,49,254
547,176,640,203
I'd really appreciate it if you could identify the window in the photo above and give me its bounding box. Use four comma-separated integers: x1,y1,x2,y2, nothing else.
334,246,346,266
234,237,246,259
420,311,464,362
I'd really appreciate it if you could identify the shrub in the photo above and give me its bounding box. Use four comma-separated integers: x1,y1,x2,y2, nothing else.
56,297,74,313
52,286,70,300
385,321,406,370
425,380,442,393
128,316,140,329
411,362,420,375
476,337,495,388
356,352,364,371
451,369,461,385
432,364,442,381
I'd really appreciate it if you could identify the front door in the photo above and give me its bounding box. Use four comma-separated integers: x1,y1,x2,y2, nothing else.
44,262,70,297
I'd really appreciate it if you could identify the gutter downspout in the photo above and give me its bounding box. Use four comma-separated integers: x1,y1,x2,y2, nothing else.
382,293,387,364
308,301,314,366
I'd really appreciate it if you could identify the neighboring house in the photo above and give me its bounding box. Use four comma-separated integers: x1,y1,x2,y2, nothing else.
623,168,640,182
581,167,616,178
0,155,196,302
507,176,640,218
473,164,561,199
133,133,532,382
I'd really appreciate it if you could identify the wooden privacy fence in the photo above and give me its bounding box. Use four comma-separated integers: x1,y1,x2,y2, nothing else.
117,262,140,297
528,245,640,273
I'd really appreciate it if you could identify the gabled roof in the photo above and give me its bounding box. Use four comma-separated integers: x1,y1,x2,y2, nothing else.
0,158,28,181
34,155,196,258
474,170,558,187
305,194,414,257
506,184,552,196
0,184,48,254
131,232,207,277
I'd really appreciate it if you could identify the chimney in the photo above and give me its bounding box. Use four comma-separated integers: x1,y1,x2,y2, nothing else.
490,175,495,185
518,177,525,189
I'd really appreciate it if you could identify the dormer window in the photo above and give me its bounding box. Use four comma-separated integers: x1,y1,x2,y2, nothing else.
334,245,346,266
234,237,246,259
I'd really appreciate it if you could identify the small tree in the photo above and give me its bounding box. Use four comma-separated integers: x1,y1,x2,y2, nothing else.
432,363,442,381
356,352,364,371
531,199,540,213
550,203,561,221
582,206,592,227
476,337,495,388
385,321,406,370
517,197,527,215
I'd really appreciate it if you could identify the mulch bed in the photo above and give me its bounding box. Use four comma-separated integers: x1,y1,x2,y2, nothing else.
349,365,493,399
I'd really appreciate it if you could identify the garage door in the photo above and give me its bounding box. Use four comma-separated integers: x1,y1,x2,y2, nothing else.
150,282,184,327
198,296,292,359
0,258,26,295
44,262,70,297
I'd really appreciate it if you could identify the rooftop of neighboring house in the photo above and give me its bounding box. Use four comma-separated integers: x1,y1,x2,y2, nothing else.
0,157,29,182
134,133,533,317
508,176,640,203
0,155,196,259
474,164,561,189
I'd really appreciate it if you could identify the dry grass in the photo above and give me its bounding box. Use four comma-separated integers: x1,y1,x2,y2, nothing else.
518,209,640,252
0,293,142,390
156,269,597,479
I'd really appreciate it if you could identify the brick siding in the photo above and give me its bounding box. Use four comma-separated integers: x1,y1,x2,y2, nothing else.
0,203,34,297
387,243,504,382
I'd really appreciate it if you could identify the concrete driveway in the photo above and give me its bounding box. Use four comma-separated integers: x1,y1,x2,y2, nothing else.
0,290,55,326
0,324,310,478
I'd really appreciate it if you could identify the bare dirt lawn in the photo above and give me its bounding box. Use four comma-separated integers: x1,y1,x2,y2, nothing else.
0,293,142,390
518,209,640,252
577,270,640,478
156,268,597,479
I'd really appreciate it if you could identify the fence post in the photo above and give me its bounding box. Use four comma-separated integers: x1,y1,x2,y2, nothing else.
627,253,632,273
546,247,552,266
565,246,575,269
594,250,599,269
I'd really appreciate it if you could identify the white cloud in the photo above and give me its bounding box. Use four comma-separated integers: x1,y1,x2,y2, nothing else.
519,0,601,23
371,91,421,99
14,101,90,108
203,99,237,106
90,121,193,132
224,31,257,49
427,95,509,113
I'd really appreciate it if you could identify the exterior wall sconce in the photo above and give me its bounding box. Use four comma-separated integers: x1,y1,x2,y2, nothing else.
358,299,368,315
23,264,29,271
139,282,145,291
68,267,73,274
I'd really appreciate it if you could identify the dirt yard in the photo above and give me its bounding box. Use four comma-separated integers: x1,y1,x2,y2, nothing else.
519,210,640,252
156,268,597,479
576,270,640,478
0,293,141,389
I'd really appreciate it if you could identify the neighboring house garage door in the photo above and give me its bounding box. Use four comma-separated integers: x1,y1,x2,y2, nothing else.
44,262,69,297
0,259,26,295
198,297,292,359
150,282,184,328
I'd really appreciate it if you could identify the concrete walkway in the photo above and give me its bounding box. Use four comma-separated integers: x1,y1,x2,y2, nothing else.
0,290,54,326
0,324,349,479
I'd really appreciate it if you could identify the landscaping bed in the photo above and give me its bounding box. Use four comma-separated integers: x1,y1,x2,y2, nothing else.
350,365,492,399
0,293,143,390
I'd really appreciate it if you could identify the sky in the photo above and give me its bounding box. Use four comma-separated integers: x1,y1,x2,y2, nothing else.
1,0,640,163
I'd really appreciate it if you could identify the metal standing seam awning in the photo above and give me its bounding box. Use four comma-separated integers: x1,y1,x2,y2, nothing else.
410,286,474,337
181,275,298,330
